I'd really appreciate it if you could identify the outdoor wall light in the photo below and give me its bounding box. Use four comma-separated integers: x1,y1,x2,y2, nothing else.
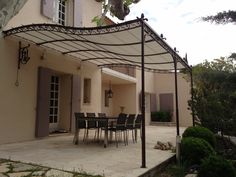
18,41,30,69
107,81,113,98
15,41,31,87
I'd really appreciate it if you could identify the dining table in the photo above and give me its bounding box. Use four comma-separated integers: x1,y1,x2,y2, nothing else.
73,116,118,148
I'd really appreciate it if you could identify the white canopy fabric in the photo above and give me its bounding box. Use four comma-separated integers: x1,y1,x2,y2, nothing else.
4,19,190,72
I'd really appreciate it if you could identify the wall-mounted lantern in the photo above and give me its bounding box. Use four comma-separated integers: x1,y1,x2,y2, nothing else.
18,41,30,69
107,81,113,98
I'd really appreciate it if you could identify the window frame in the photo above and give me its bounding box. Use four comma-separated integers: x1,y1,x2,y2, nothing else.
58,0,66,25
83,78,91,104
49,75,60,124
53,0,67,26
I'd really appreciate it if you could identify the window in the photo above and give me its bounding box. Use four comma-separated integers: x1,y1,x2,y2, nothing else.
58,0,66,25
83,78,91,104
105,90,109,107
49,75,60,124
52,0,67,25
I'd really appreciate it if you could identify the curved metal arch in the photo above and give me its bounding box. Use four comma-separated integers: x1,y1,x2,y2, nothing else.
99,63,175,72
63,49,169,57
36,38,155,46
82,57,174,65
4,19,141,37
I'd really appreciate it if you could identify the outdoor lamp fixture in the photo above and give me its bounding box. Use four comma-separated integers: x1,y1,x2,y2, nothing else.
107,81,113,98
18,41,30,69
15,41,30,87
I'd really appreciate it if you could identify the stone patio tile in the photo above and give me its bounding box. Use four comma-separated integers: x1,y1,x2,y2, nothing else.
1,162,10,166
31,170,47,176
45,169,74,177
0,159,8,164
0,164,9,173
0,173,8,177
8,171,31,177
185,174,197,177
12,163,41,172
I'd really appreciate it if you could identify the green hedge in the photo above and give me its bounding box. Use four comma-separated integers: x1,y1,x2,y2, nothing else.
198,155,236,177
151,111,171,122
182,126,216,148
181,137,215,167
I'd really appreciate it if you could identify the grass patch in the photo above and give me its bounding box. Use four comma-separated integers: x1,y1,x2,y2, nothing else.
0,158,103,177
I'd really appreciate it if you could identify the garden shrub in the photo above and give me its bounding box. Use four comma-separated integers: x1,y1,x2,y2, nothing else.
182,126,216,148
151,111,171,122
215,135,236,160
198,155,236,177
181,137,215,167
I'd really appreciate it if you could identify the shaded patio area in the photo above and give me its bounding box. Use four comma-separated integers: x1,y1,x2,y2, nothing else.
0,126,185,177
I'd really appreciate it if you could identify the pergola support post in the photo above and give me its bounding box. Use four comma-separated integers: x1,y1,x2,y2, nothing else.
173,54,181,164
140,13,146,168
190,67,195,126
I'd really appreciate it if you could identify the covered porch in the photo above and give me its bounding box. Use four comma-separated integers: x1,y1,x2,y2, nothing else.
3,14,192,168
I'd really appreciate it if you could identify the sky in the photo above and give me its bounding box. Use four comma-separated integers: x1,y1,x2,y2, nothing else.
123,0,236,65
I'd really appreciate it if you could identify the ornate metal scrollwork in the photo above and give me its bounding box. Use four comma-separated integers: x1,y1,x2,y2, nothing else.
18,41,30,69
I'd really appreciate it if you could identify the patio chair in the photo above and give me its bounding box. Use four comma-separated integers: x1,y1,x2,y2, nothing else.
97,113,108,140
108,113,127,147
134,114,142,142
74,112,86,143
126,114,136,144
85,112,97,141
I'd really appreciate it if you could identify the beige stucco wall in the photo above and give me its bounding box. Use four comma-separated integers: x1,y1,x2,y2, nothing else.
80,62,102,114
154,73,192,127
4,0,52,30
112,84,136,116
80,0,102,27
134,69,192,127
136,69,155,94
4,0,102,30
135,69,156,124
0,37,102,144
101,83,114,116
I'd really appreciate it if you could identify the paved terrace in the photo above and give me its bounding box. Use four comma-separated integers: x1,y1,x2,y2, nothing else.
0,126,185,177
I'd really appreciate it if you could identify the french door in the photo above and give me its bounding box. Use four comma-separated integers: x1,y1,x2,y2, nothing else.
49,75,60,132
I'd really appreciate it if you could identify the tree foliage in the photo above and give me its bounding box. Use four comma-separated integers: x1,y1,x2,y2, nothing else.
189,56,236,135
0,0,27,32
93,0,141,26
202,10,236,24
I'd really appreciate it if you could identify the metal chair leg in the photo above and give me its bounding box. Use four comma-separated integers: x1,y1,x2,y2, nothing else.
115,131,118,148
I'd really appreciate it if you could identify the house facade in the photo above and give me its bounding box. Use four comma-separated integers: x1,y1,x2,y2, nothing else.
0,0,192,145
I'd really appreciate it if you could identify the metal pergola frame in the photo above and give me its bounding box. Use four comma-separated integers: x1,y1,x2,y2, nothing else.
3,14,193,168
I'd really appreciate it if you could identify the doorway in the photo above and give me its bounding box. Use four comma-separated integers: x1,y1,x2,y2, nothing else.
36,67,81,137
49,75,60,133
